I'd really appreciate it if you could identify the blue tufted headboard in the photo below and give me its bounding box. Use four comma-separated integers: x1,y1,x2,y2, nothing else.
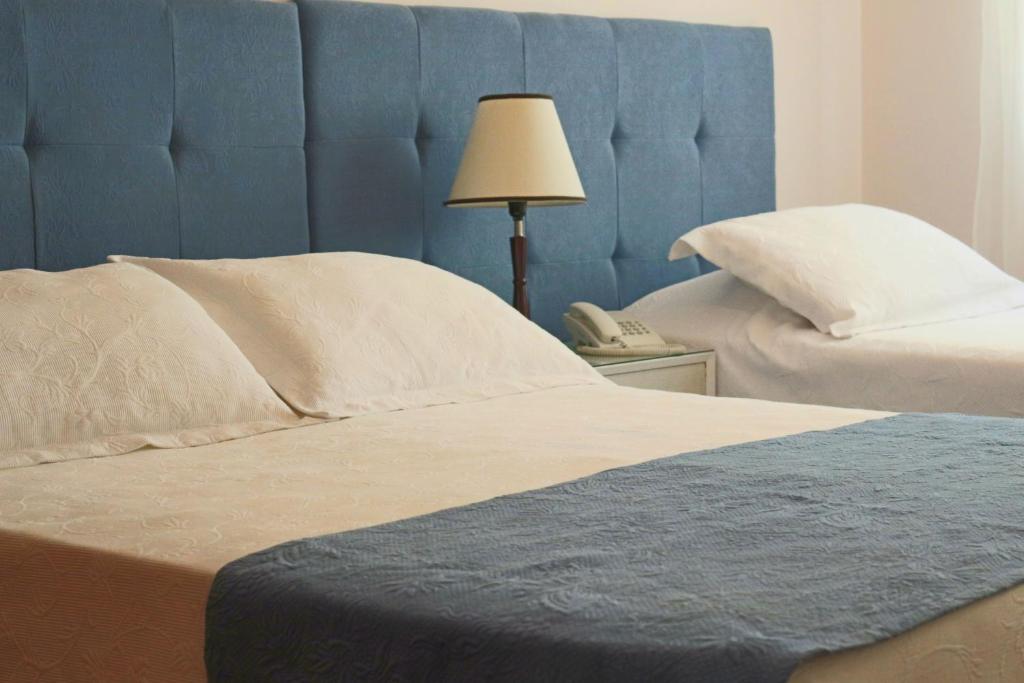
0,0,774,337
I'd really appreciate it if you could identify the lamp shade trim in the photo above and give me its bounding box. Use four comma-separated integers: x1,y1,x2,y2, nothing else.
478,93,553,102
444,195,586,207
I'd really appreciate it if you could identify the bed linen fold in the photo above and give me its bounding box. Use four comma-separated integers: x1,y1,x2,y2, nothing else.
205,412,1024,683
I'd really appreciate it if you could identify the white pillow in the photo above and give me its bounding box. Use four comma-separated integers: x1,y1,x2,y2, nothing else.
110,252,603,418
669,204,1024,337
0,263,307,469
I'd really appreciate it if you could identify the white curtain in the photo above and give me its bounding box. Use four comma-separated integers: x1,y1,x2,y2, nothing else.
974,0,1024,278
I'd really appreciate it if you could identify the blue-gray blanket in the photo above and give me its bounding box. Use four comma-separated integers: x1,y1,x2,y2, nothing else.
205,413,1024,682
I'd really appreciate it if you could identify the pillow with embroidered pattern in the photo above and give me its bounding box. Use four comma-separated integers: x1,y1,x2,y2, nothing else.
0,263,308,469
111,252,604,419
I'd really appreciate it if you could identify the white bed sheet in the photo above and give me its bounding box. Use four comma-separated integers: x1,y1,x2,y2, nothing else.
629,270,1024,416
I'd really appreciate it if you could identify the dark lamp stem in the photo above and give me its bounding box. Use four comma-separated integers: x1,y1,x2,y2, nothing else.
508,201,529,318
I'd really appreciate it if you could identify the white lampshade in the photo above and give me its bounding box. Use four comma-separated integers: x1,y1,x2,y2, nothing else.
445,94,586,208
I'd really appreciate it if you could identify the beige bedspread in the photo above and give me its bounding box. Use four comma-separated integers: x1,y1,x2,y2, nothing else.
1,384,1021,682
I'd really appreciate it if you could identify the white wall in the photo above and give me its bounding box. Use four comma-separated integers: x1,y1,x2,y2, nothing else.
862,0,982,243
372,0,865,211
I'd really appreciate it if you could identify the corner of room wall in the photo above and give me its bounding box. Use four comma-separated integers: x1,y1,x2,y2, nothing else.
861,0,983,243
814,0,863,207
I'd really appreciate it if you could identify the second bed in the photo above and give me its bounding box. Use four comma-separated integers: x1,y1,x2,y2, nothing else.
629,270,1024,416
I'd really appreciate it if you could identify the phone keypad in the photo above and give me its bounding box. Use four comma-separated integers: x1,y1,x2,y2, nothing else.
619,320,651,337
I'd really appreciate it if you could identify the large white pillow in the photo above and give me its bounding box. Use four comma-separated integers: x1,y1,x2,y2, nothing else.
669,204,1024,337
110,253,603,418
0,263,307,469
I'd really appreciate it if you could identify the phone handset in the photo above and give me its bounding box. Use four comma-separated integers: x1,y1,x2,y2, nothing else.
563,302,686,357
566,302,622,344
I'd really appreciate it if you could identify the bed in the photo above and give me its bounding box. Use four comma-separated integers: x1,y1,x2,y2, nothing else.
629,269,1024,416
3,1,1024,682
5,386,1024,683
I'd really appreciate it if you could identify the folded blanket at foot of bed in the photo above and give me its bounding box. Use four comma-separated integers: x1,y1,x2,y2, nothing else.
205,413,1024,683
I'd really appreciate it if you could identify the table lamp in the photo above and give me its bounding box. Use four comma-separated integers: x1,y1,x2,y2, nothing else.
445,94,586,318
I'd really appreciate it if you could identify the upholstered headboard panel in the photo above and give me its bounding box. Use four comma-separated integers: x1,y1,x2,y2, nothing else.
0,0,774,337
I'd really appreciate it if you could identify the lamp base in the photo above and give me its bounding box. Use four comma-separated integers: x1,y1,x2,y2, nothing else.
510,234,529,318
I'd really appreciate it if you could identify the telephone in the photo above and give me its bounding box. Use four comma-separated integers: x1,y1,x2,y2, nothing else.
563,302,686,357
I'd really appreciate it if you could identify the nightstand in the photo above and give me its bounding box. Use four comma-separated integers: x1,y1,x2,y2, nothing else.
580,349,716,396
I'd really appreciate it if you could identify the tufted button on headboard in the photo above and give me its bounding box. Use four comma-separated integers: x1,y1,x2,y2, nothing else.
0,0,774,338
